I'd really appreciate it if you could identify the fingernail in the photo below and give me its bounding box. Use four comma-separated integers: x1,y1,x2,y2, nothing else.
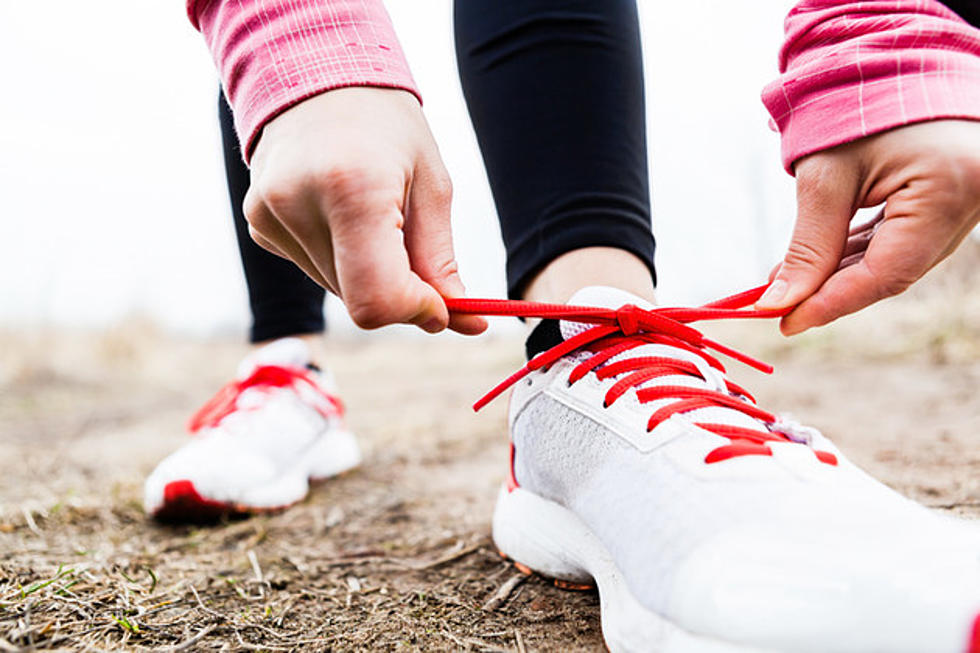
756,279,788,308
421,318,444,334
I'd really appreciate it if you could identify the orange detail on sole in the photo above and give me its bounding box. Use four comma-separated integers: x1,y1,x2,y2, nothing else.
553,578,595,591
497,549,595,591
513,561,534,576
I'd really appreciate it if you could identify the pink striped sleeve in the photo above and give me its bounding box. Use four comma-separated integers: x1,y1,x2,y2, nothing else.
762,0,980,173
188,0,420,162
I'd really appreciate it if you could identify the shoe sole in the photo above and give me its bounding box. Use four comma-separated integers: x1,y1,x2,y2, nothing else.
492,485,777,653
152,429,361,522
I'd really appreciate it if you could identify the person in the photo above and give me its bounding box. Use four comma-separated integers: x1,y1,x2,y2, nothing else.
152,1,980,650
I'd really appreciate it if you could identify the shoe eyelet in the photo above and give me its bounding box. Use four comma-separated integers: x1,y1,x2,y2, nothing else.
526,379,533,387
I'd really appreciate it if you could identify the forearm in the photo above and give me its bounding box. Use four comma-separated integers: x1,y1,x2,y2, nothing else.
762,0,980,173
187,0,420,163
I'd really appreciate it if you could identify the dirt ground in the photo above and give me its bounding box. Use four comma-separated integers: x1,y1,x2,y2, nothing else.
1,242,978,652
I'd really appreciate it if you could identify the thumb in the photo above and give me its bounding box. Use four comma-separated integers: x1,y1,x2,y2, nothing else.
405,163,487,335
756,156,859,310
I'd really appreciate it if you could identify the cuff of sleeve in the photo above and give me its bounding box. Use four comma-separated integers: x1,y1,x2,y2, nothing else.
763,53,980,174
196,0,421,163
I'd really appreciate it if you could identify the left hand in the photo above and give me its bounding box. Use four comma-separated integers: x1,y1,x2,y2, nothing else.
756,119,980,335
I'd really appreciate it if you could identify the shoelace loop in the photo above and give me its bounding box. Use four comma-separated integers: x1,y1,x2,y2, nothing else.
187,364,343,433
447,284,837,466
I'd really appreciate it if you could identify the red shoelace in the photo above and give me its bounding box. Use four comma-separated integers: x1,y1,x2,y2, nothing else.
187,365,344,433
446,284,837,466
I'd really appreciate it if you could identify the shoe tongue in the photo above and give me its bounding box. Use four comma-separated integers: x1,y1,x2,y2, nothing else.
236,337,312,379
560,286,655,340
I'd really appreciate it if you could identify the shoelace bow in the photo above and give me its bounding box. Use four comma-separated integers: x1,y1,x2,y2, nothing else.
187,365,344,433
446,284,837,466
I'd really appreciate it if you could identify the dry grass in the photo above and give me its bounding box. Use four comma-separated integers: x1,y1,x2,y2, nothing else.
1,241,978,651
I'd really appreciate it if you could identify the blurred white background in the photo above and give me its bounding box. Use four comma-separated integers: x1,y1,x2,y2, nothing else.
0,0,799,338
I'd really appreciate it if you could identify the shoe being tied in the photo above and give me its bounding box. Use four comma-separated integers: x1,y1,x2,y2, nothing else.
449,286,980,653
144,337,360,521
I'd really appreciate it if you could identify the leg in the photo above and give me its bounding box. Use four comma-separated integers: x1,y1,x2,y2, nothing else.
219,92,327,344
144,97,360,522
454,0,655,305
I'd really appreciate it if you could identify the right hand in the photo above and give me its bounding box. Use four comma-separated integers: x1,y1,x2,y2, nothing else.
244,87,487,335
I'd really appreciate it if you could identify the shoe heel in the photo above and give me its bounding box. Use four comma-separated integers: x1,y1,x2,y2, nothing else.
491,485,594,586
306,429,362,481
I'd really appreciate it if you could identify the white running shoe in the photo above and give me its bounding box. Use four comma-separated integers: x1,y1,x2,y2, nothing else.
452,287,980,653
144,337,360,521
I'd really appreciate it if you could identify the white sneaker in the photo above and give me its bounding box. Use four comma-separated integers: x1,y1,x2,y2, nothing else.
452,287,980,653
144,337,361,521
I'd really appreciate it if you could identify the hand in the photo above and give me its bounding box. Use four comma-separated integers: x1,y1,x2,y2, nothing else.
756,120,980,335
244,87,487,335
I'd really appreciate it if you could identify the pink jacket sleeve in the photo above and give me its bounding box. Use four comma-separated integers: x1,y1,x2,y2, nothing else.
188,0,420,162
762,0,980,173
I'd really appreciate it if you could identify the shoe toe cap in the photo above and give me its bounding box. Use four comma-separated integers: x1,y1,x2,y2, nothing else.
144,440,278,514
668,520,980,653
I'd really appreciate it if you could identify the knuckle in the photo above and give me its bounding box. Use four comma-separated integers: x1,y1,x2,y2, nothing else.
783,239,831,270
867,265,915,298
243,199,273,234
257,179,304,216
319,165,379,203
426,256,459,284
344,288,401,329
875,273,914,298
431,172,453,203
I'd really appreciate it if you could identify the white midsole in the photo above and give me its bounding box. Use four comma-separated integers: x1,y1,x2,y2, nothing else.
235,428,362,507
491,485,777,653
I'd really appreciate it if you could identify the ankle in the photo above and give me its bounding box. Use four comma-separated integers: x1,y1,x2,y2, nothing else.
252,333,326,366
521,248,656,331
522,247,656,306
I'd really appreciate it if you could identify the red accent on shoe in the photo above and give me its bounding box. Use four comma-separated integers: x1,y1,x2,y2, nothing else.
814,450,838,466
154,479,298,522
446,283,831,466
704,442,773,464
187,364,343,433
968,612,980,653
156,479,235,522
506,442,520,492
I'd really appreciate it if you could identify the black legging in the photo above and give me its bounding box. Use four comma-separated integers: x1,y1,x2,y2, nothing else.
220,95,326,343
223,0,654,342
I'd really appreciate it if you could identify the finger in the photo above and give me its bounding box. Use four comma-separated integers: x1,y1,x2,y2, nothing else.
779,213,955,335
755,157,860,310
404,162,487,335
244,194,339,294
328,197,449,333
847,207,884,237
249,185,343,294
248,225,287,258
766,262,781,283
837,250,865,271
841,228,874,260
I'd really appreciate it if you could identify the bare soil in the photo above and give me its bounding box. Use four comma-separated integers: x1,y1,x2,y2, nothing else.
1,242,978,652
